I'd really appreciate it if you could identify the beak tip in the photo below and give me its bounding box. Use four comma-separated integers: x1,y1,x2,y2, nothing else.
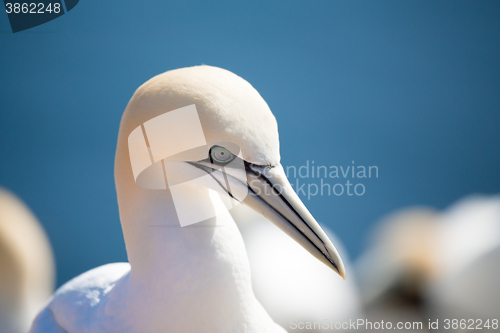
325,245,346,280
336,261,347,280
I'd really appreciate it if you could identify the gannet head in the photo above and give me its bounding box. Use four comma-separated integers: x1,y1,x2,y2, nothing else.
115,65,346,279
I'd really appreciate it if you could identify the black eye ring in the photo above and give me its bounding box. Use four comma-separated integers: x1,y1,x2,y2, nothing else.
210,146,235,165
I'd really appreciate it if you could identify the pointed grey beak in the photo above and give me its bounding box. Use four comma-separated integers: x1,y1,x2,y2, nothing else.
242,163,346,279
189,157,346,279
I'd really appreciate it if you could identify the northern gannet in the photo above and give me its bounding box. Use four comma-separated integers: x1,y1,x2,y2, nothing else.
0,188,55,333
30,65,346,333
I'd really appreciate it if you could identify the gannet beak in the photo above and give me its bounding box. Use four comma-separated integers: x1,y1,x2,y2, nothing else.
189,157,345,279
241,163,346,280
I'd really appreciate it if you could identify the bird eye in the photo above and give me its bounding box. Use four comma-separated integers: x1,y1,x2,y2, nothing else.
210,146,235,164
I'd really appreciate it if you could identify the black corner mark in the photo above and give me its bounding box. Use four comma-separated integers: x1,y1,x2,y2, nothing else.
4,0,79,33
64,0,78,12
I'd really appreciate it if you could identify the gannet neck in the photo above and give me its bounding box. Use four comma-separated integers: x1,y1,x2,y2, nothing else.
120,183,247,282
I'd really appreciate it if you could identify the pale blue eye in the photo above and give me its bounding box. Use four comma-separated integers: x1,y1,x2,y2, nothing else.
210,146,235,164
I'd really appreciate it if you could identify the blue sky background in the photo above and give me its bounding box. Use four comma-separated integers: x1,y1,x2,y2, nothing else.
1,1,499,286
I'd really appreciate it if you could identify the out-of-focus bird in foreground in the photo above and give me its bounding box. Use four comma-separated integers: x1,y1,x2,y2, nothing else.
0,188,55,333
30,65,346,333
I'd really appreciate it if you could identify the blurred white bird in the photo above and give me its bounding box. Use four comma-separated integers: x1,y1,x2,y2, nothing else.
232,204,362,333
0,188,55,333
30,66,347,333
356,195,500,332
355,208,440,333
426,196,500,324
